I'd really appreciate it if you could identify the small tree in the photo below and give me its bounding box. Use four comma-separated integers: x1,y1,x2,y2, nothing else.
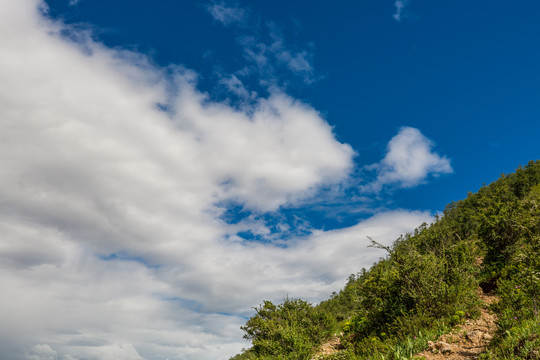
241,298,333,359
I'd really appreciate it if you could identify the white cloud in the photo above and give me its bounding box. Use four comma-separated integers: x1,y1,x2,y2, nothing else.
393,0,409,22
267,23,318,84
218,74,256,102
1,211,429,360
208,5,319,88
0,1,436,359
26,344,58,360
363,127,452,192
236,34,318,86
206,2,248,27
277,49,313,74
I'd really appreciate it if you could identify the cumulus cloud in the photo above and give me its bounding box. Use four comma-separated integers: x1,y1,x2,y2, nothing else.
2,210,429,360
26,344,58,360
363,127,453,192
0,1,437,359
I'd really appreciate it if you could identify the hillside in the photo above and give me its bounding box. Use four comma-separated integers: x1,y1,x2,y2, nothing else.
230,160,540,360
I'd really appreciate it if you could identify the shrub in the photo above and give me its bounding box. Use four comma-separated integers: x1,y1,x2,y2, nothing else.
240,298,334,359
230,160,540,360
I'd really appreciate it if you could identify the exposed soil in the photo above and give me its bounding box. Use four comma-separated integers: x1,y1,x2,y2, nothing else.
312,334,342,359
415,288,498,360
313,257,498,360
311,288,498,360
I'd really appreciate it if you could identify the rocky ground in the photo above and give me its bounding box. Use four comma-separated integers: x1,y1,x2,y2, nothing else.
312,287,498,360
416,288,498,360
312,334,342,359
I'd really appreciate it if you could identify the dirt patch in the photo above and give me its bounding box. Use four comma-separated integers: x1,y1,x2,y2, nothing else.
312,335,342,359
311,289,498,360
416,288,498,360
312,257,499,360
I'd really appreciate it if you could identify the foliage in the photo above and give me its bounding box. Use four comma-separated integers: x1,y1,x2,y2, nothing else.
479,317,540,359
230,160,540,360
240,298,335,359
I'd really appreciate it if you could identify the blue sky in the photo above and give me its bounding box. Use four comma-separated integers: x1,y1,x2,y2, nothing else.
0,1,538,359
46,0,540,214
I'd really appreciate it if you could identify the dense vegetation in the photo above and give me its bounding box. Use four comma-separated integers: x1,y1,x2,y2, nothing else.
230,160,540,360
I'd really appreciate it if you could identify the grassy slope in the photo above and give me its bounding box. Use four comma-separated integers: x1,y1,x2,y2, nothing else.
231,160,540,360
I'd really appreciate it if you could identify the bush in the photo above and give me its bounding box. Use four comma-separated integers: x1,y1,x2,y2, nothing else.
230,160,540,360
240,298,335,359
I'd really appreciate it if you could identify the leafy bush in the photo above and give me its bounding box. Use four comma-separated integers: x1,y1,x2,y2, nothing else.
480,318,540,359
230,160,540,360
240,298,335,359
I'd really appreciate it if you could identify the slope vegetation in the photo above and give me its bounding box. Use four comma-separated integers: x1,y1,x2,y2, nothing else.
230,160,540,360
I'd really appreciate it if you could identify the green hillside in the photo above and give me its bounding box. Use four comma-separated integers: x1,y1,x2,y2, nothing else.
230,160,540,360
